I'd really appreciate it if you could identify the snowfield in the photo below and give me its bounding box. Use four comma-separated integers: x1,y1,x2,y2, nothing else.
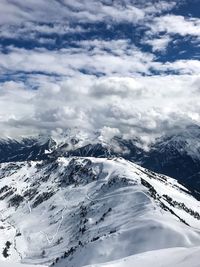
1,247,200,267
83,246,200,267
0,262,46,267
0,157,200,267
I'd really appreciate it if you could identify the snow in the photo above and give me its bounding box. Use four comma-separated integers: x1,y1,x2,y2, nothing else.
157,125,200,161
0,157,200,267
0,262,46,267
83,246,200,267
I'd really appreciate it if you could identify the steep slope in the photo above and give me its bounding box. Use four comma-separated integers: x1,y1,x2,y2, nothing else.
0,157,200,267
142,125,200,198
0,137,55,163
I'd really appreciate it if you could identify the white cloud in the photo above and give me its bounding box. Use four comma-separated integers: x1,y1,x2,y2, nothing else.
0,22,86,40
0,0,179,34
143,1,177,15
0,42,155,76
0,74,199,142
151,15,200,37
0,0,146,26
0,0,199,144
98,126,121,142
145,35,172,52
0,43,199,78
155,59,200,75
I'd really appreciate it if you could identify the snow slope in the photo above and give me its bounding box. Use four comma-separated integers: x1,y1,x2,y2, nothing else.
0,262,46,267
83,246,200,267
0,157,200,267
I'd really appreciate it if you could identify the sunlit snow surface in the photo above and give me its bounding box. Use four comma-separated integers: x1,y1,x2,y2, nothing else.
0,157,200,267
0,262,46,267
83,246,200,267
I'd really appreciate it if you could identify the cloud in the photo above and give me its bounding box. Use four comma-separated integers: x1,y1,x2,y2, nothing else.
155,59,200,75
143,1,177,15
0,0,179,38
0,0,199,145
0,42,155,76
0,0,181,53
98,127,121,142
0,74,199,143
0,43,199,78
145,35,172,52
150,15,200,37
0,0,146,26
0,22,86,41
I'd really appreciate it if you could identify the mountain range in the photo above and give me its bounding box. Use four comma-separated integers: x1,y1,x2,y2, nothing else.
1,124,199,198
0,125,200,267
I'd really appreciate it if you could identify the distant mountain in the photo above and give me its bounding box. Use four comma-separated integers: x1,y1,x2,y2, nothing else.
0,137,56,163
0,124,199,198
141,129,200,199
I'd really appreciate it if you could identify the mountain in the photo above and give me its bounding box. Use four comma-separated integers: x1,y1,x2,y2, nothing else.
65,126,200,198
0,125,199,199
142,125,200,198
0,157,200,267
0,137,56,163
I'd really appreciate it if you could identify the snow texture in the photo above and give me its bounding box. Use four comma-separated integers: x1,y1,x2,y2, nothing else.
0,157,199,267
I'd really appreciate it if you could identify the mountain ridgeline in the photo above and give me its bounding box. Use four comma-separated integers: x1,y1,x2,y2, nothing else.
0,125,200,199
0,157,200,267
0,126,200,267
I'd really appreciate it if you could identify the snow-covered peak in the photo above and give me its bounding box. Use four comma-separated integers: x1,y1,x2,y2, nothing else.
152,124,200,159
0,157,200,267
0,125,200,200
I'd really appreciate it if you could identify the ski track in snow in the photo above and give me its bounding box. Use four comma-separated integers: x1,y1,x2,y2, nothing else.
39,192,68,245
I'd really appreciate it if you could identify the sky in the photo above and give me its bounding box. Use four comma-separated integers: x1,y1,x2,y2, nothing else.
0,0,200,143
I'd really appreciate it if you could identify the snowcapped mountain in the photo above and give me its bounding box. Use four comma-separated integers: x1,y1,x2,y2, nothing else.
0,137,56,164
0,156,200,267
0,124,199,198
142,125,200,198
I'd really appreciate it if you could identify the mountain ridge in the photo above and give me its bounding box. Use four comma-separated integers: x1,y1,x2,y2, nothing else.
0,156,200,267
0,125,199,198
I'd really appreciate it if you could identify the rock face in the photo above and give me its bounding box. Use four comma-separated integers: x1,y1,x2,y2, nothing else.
0,157,200,267
0,137,55,163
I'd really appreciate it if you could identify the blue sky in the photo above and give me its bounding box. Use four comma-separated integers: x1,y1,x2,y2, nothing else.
0,0,199,141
